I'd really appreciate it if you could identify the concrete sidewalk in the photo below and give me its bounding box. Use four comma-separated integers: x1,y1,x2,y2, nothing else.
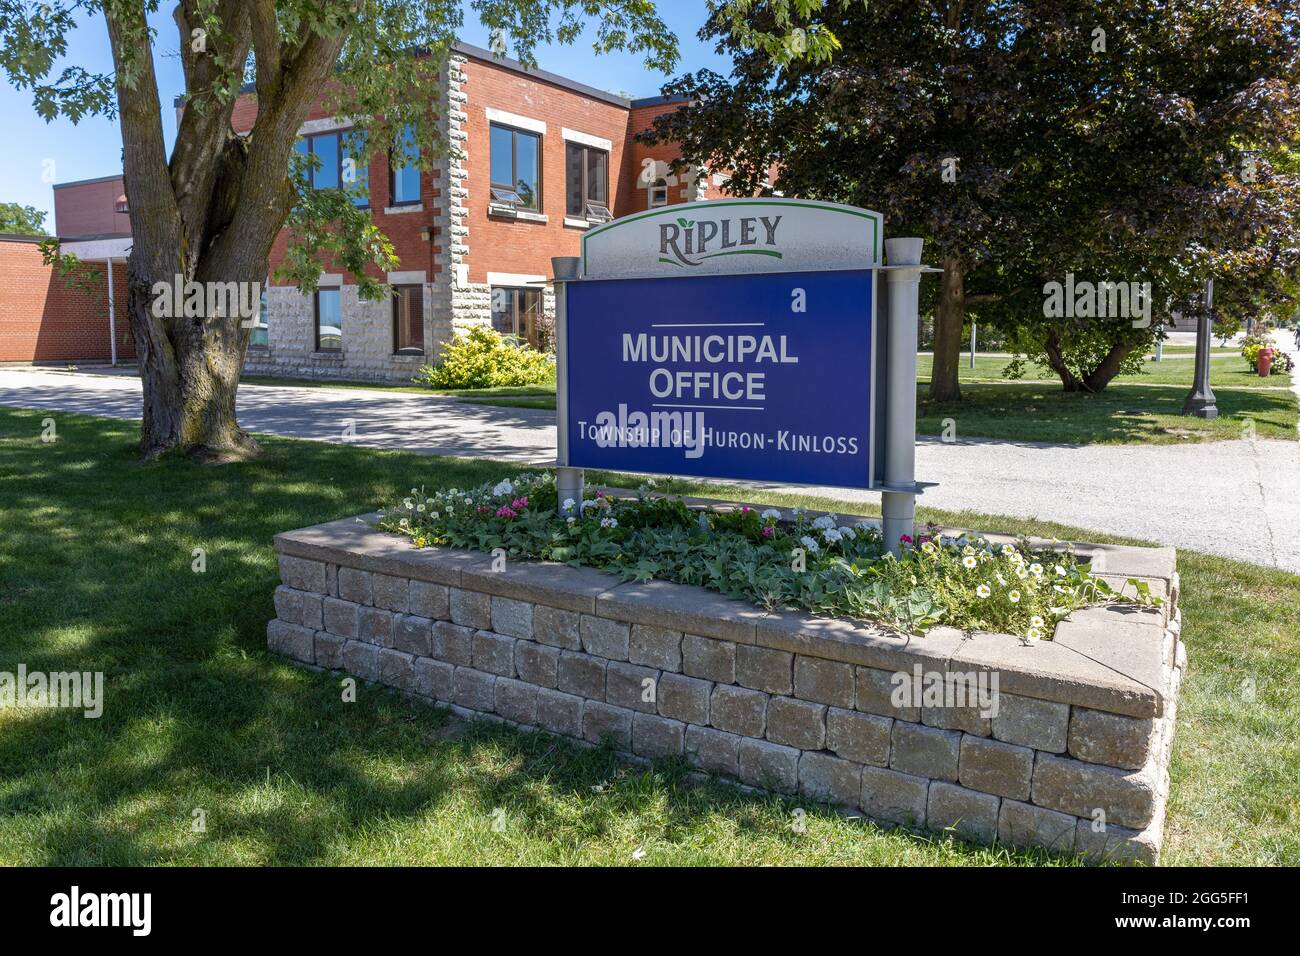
1,365,1297,573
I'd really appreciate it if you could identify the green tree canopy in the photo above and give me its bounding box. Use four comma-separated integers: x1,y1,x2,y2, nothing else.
0,202,49,235
647,0,1300,395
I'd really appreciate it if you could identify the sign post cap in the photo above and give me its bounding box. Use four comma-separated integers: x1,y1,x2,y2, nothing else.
885,238,924,267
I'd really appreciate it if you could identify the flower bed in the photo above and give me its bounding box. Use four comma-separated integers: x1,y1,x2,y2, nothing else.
377,473,1154,642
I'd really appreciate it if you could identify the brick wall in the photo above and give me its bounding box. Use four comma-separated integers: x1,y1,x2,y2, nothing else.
53,176,132,238
0,237,133,363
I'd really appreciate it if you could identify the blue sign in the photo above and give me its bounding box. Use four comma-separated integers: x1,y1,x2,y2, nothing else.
565,269,876,488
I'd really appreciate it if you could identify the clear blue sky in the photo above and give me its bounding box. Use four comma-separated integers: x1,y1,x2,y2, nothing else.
0,0,728,230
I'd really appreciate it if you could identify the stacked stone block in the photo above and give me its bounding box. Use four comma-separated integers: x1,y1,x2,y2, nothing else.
269,515,1185,864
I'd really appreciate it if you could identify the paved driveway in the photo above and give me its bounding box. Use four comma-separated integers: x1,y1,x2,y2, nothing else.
1,365,1297,572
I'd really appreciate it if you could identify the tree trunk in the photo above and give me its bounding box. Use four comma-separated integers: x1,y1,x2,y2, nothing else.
1042,329,1138,394
126,265,260,462
929,256,965,402
1082,341,1139,392
1042,329,1085,391
103,1,344,462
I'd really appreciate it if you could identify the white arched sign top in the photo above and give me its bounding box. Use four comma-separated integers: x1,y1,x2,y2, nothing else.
581,198,884,279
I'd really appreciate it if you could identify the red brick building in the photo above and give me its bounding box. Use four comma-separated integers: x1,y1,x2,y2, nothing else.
233,43,727,382
0,174,133,365
10,43,735,376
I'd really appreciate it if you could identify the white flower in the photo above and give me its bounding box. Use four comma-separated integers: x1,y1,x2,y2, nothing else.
416,503,426,512
631,848,646,861
1030,615,1045,628
492,479,514,497
1008,590,1021,604
566,517,576,526
399,518,409,527
1055,564,1067,577
761,508,782,520
403,498,414,510
600,517,618,529
839,526,856,540
562,498,576,514
921,541,938,555
799,536,820,554
976,584,992,599
1001,544,1016,556
1015,564,1029,580
430,511,440,520
1022,627,1042,646
996,573,1008,586
822,528,842,543
1029,563,1044,578
812,515,836,531
962,555,977,569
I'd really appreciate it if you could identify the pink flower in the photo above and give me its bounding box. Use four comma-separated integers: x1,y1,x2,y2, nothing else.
496,506,518,519
741,506,751,513
761,526,774,538
595,491,605,499
899,534,913,545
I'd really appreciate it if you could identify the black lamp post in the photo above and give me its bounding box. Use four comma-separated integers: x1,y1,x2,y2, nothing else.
1183,278,1218,418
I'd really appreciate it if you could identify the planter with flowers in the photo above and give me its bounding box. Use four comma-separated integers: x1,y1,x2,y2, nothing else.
267,473,1185,863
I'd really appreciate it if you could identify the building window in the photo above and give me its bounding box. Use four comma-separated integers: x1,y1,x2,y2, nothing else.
566,143,610,220
392,285,424,355
491,286,543,349
295,129,369,207
249,281,268,348
390,124,420,205
315,288,342,352
649,178,668,208
489,123,540,210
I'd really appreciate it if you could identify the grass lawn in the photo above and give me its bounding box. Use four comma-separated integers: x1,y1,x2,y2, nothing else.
918,382,1297,444
0,406,1295,865
914,353,1291,389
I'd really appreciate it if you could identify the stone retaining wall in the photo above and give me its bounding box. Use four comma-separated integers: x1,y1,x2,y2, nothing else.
268,513,1185,864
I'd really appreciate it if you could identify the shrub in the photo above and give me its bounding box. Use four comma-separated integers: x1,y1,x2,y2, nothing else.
413,326,554,390
378,474,1155,641
1241,334,1269,371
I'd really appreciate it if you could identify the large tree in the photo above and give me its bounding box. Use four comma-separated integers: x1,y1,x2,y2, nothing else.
0,1,830,460
646,0,1300,398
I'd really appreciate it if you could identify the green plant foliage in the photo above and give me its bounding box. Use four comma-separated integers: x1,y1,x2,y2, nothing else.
413,326,555,390
378,473,1151,639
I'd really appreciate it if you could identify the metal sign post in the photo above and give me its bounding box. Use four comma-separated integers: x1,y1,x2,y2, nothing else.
551,255,584,515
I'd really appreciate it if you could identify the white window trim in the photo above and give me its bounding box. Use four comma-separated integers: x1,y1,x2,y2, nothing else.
318,274,343,288
388,271,427,284
487,272,547,287
485,107,545,134
562,128,613,152
564,216,592,229
298,116,357,136
383,203,424,215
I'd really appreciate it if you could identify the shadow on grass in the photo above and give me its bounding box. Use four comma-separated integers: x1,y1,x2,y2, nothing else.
0,407,1070,866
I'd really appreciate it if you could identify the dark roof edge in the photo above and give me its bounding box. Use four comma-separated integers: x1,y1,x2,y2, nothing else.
174,41,644,109
0,232,48,243
52,174,124,190
629,94,688,109
57,232,133,242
